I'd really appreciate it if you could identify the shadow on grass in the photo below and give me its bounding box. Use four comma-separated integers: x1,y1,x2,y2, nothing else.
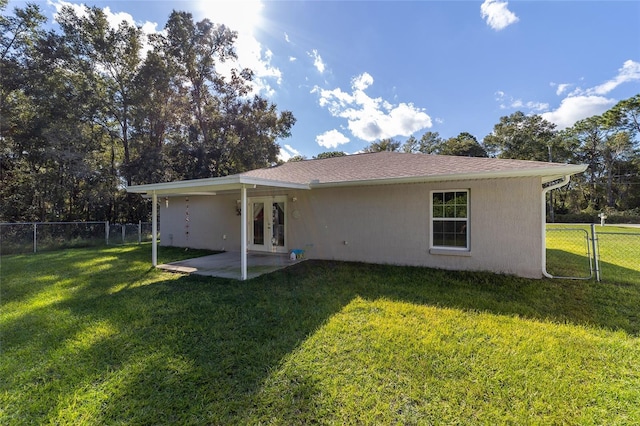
2,245,639,424
546,248,592,279
546,247,640,286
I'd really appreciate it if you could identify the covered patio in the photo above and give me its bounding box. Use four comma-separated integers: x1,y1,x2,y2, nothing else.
126,174,310,280
157,251,305,280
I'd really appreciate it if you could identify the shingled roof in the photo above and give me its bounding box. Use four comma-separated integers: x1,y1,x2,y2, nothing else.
127,152,587,195
241,152,586,186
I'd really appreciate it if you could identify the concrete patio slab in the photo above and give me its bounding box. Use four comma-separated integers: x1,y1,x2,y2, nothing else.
157,251,304,280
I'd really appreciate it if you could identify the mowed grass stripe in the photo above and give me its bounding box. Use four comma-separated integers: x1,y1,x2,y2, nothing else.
249,297,640,424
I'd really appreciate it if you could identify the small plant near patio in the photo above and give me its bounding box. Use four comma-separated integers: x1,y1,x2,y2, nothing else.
1,245,639,424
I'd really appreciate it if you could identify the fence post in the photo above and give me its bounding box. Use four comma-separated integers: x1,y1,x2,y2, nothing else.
138,220,142,244
591,223,601,282
105,221,109,245
33,222,37,253
121,224,125,244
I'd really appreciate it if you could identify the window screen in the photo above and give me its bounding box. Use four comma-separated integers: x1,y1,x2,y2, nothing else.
431,190,469,249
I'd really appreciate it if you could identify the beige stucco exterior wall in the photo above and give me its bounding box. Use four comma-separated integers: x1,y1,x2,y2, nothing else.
159,194,241,252
159,177,544,278
286,177,543,278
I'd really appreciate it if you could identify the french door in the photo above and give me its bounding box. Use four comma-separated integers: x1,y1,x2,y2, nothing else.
248,197,287,253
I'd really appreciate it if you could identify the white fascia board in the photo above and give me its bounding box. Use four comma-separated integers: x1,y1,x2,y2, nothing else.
126,175,309,196
309,164,588,188
238,176,310,190
126,175,240,193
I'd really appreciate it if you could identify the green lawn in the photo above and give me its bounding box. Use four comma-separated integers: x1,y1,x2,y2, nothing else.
2,245,639,424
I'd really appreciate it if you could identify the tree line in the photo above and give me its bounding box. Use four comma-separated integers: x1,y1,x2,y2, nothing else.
2,2,638,223
1,2,294,222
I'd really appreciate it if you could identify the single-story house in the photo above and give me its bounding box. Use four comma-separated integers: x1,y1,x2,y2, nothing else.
126,152,587,280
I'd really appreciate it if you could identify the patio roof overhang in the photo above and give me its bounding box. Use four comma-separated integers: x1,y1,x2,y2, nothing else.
126,175,310,197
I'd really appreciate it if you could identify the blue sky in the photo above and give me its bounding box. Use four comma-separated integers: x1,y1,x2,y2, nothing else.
8,0,640,160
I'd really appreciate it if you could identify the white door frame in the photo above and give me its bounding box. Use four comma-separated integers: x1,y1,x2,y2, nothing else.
248,196,288,253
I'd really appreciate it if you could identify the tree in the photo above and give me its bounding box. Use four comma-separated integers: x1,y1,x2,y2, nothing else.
0,2,49,221
483,111,560,161
0,6,296,222
56,5,144,187
157,11,295,179
402,132,443,154
363,138,401,153
128,49,180,185
564,115,635,210
603,94,640,137
439,132,487,157
314,151,347,159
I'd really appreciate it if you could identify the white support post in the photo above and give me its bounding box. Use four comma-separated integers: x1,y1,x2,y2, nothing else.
138,220,142,244
240,185,247,280
33,223,37,253
105,221,109,245
152,191,158,267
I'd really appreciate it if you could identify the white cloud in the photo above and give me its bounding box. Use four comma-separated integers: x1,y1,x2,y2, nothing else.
316,129,350,149
308,49,326,74
541,95,616,130
542,60,639,129
480,0,519,31
284,32,290,43
526,101,550,111
312,72,432,142
278,144,301,161
586,60,640,96
554,83,571,96
495,91,548,112
289,56,297,62
352,72,374,91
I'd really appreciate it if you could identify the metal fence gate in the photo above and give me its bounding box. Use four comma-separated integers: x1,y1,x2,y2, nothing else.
546,226,595,280
546,225,640,283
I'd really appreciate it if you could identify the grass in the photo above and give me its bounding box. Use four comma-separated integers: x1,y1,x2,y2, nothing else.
1,244,640,424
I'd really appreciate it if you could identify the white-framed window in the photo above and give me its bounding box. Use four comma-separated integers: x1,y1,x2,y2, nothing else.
431,190,469,250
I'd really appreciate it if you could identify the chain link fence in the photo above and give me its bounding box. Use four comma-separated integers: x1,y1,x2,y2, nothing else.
545,227,594,279
596,231,640,284
0,222,156,256
546,225,640,283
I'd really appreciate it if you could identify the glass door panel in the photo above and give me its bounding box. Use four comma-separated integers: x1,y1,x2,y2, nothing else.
253,202,264,245
272,202,285,247
249,197,286,252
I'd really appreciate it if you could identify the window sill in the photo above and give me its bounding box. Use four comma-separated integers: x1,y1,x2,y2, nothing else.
429,248,471,257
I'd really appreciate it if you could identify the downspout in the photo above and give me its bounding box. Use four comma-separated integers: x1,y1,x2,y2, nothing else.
541,175,571,278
